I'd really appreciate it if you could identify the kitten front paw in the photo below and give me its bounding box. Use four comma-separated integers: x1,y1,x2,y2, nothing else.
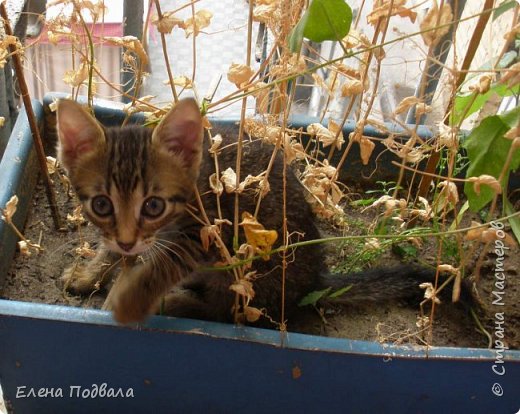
61,264,102,295
111,291,154,324
103,277,157,324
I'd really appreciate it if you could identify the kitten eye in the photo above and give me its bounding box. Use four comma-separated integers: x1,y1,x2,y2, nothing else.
141,197,166,218
91,195,113,217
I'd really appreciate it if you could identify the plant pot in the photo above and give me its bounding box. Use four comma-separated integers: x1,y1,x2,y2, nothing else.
0,93,518,413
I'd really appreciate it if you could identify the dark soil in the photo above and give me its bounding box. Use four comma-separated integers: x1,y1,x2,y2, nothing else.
2,177,519,349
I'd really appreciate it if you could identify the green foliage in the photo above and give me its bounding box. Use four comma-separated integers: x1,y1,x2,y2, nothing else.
333,238,386,273
450,50,518,125
299,285,353,307
493,0,518,21
289,0,352,53
451,82,520,126
462,106,520,212
392,242,418,259
299,287,332,306
351,181,402,208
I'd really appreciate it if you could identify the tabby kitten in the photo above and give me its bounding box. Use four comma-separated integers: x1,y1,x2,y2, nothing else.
57,98,434,325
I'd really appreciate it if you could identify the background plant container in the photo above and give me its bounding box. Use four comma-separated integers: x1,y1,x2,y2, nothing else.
0,93,519,413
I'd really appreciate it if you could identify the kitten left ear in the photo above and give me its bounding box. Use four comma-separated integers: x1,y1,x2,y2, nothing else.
152,98,204,173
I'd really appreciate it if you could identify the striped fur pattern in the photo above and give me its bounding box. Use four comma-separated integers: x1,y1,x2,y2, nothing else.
57,98,437,326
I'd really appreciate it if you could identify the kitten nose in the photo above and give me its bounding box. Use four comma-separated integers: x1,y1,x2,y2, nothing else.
117,241,136,252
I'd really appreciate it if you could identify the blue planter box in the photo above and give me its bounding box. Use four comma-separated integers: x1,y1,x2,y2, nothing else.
0,93,519,413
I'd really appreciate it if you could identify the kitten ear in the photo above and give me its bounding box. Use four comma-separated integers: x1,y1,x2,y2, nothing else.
56,99,105,172
152,98,203,172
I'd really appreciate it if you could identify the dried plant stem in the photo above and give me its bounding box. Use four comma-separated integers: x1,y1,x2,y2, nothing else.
154,0,178,102
417,0,495,200
0,3,63,230
233,0,255,247
75,5,95,108
207,211,520,273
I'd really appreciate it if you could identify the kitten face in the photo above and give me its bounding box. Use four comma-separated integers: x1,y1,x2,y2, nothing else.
56,99,203,256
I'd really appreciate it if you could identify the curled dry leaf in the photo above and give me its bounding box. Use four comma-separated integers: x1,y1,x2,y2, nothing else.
342,29,363,48
416,315,430,330
415,103,432,117
104,36,148,65
1,195,19,222
358,137,375,165
240,212,278,258
209,173,224,195
183,9,213,38
499,62,520,88
0,35,19,68
341,79,364,97
123,95,156,114
270,54,306,78
394,96,422,115
163,75,193,89
467,175,502,196
465,221,516,246
468,74,494,94
437,123,458,149
18,240,43,257
229,278,255,302
503,22,520,43
253,4,280,24
46,156,58,175
221,167,237,193
420,2,453,47
18,240,32,257
75,242,96,258
364,238,380,250
308,123,344,150
437,264,459,276
200,224,220,251
63,60,90,88
312,74,333,96
302,162,344,219
419,282,441,304
434,180,458,215
67,205,86,226
335,64,361,79
363,195,407,218
227,63,254,88
243,306,263,323
152,11,184,34
209,134,223,154
382,134,426,163
0,117,5,128
367,0,417,26
410,196,432,221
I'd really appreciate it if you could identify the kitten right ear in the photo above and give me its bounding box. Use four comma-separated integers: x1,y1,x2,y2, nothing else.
56,99,105,172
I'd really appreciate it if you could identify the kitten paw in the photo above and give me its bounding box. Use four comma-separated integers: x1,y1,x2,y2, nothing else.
104,284,155,324
61,264,102,295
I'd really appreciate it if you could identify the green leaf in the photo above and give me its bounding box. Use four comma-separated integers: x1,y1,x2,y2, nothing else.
462,106,520,212
350,198,376,207
328,284,353,299
493,0,518,21
299,287,331,306
392,242,418,259
451,82,520,125
289,0,352,53
504,199,520,245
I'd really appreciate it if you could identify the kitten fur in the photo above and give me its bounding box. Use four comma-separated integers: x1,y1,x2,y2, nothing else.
57,98,436,325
